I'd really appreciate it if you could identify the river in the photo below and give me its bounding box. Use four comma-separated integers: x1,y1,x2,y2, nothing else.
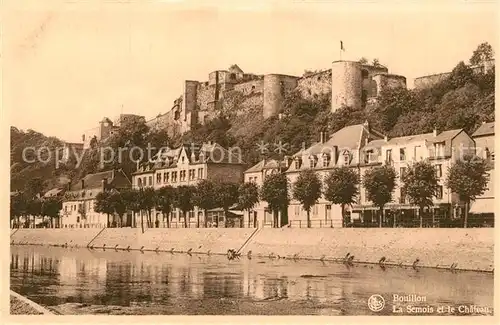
10,245,494,316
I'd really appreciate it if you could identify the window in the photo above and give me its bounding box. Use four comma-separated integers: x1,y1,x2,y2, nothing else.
181,156,185,164
323,156,329,167
309,157,316,168
385,149,392,163
343,152,350,165
156,173,161,184
198,168,204,179
189,169,195,180
399,188,406,204
364,149,374,164
164,172,169,183
400,148,406,161
172,171,177,183
189,211,195,219
435,164,442,178
414,145,421,160
312,205,318,216
294,206,300,216
295,160,301,169
148,176,152,186
180,170,186,182
400,167,407,178
436,185,443,199
434,142,445,157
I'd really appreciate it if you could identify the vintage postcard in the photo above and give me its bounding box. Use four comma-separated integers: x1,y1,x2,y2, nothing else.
3,0,499,323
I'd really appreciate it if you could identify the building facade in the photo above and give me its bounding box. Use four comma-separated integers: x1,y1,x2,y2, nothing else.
470,121,495,219
243,159,289,228
131,142,246,228
61,169,131,228
244,122,479,228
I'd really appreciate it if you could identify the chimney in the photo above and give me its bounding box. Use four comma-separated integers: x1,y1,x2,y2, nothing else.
67,182,71,191
102,178,108,191
81,179,85,189
365,137,369,146
320,131,327,144
433,128,438,137
384,135,388,142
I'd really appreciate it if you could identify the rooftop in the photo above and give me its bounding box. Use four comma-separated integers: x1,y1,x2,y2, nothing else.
472,122,495,137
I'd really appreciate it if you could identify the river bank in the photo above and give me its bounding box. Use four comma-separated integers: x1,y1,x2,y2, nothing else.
10,291,54,315
10,227,494,272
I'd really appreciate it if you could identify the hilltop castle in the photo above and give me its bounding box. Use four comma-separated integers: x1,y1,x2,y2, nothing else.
80,60,411,148
144,60,407,137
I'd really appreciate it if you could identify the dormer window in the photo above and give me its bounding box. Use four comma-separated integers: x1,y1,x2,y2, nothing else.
322,153,330,167
294,158,302,169
343,151,351,165
309,155,318,168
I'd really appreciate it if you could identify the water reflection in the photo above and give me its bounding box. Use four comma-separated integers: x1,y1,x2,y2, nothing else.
10,246,494,315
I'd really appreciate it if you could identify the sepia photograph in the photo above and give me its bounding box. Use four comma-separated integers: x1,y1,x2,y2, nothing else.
4,0,497,320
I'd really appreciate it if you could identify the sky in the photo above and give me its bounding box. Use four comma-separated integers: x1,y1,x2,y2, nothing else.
3,0,498,143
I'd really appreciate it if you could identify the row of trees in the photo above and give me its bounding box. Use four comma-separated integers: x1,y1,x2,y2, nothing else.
93,180,256,232
10,155,490,230
290,155,490,228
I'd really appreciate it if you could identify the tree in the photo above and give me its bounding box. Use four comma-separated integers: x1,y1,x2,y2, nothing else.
142,187,157,228
292,169,322,228
324,166,360,227
358,57,368,64
42,197,63,228
155,186,175,228
260,173,289,228
446,154,490,228
449,61,474,89
174,185,196,228
213,181,239,227
192,180,217,228
238,182,260,228
363,165,397,227
10,193,27,228
372,58,381,67
124,189,143,231
94,191,114,228
27,197,42,228
110,191,127,227
401,161,440,228
24,177,45,199
470,42,494,65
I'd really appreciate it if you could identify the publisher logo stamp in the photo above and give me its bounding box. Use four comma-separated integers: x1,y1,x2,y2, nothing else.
368,294,385,312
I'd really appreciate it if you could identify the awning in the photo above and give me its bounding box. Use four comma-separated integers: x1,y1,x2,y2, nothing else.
470,198,495,214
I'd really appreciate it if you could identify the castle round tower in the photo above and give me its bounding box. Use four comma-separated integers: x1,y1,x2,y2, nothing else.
263,74,298,119
331,61,363,112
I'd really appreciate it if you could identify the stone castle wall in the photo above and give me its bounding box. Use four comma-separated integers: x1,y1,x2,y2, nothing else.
296,70,332,99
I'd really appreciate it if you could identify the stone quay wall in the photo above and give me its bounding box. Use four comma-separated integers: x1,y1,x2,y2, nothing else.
10,227,494,272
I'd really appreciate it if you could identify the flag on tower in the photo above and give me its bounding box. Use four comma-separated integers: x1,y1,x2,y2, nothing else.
340,41,345,51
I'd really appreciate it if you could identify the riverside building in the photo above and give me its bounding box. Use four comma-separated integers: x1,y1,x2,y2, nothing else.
244,121,480,228
131,142,246,228
61,169,131,228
